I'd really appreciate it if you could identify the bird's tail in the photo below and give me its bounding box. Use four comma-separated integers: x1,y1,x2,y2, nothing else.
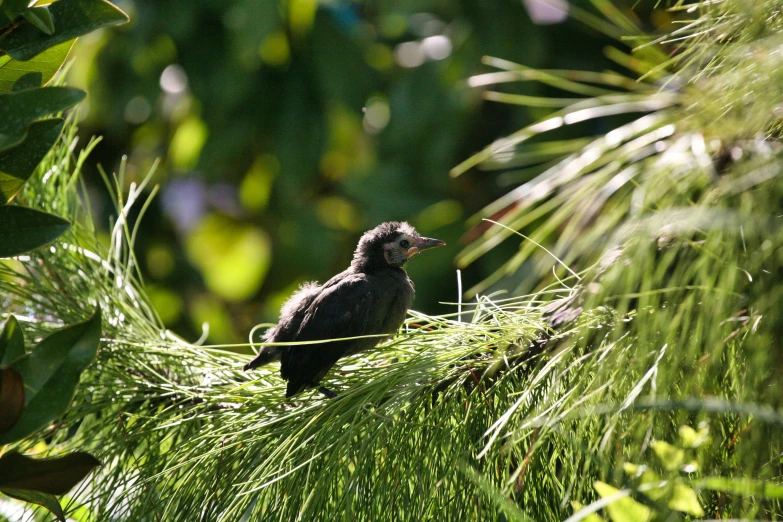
243,346,282,371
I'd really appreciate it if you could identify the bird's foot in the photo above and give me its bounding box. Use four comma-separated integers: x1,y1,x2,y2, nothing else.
318,386,338,399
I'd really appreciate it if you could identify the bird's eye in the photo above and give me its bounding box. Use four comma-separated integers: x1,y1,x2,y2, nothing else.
399,239,410,249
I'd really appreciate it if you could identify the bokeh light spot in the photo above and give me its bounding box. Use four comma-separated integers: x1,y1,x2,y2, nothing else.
240,155,278,211
523,0,569,25
259,31,291,66
146,243,175,279
186,213,272,302
147,284,183,325
421,35,452,61
170,116,208,170
364,43,394,71
362,97,390,135
160,64,188,94
317,196,363,231
124,95,151,124
395,41,425,68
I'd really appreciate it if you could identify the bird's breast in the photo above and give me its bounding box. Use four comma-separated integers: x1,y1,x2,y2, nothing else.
374,272,414,334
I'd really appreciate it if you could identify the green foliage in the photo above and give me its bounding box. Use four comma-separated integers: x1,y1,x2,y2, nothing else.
0,309,102,445
0,0,128,60
0,205,70,256
0,311,102,522
0,488,67,521
0,315,25,366
0,118,64,203
0,86,83,150
1,0,783,520
70,0,609,342
0,41,75,92
0,1,125,519
0,452,100,494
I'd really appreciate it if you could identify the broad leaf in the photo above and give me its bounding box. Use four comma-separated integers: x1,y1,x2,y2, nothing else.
0,368,23,433
1,0,29,21
0,488,65,522
0,452,100,494
0,118,64,203
0,86,83,150
651,440,684,471
0,40,75,92
668,483,704,516
0,308,101,444
0,206,70,258
22,6,55,36
0,315,25,367
593,481,652,522
0,0,128,61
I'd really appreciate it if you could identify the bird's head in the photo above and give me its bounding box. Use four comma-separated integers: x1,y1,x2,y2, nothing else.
352,221,445,271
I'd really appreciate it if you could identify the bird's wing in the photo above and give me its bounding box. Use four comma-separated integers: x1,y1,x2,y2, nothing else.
280,273,374,384
265,282,321,343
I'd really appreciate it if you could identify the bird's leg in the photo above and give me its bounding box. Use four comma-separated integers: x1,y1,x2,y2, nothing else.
318,386,338,399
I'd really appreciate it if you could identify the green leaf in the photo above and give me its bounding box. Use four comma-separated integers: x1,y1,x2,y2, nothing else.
0,315,25,367
0,40,75,92
0,308,101,444
593,481,652,522
0,488,65,522
0,367,24,433
0,86,83,150
650,440,684,471
0,118,64,203
22,6,55,36
0,0,128,61
0,451,100,494
1,0,29,21
667,483,704,516
0,205,70,258
696,477,783,498
678,424,710,448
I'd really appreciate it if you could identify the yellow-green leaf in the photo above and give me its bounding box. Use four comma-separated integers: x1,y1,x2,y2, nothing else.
668,483,704,516
651,440,684,471
593,481,652,522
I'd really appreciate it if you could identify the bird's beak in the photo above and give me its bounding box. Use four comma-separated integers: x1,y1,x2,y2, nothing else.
407,237,446,258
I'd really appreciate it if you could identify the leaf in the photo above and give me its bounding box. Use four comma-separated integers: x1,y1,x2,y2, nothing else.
0,118,64,203
0,488,65,522
0,0,128,61
0,86,84,150
0,308,101,444
650,440,684,471
593,481,652,522
0,205,70,258
667,483,704,516
696,477,783,498
0,451,100,494
678,424,710,448
0,367,24,433
1,0,29,21
0,315,25,367
22,6,55,36
0,40,75,92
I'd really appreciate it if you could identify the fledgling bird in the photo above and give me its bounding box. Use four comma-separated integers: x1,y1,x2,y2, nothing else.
244,222,445,398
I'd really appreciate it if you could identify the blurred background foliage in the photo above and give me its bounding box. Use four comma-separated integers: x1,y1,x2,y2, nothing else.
67,0,666,345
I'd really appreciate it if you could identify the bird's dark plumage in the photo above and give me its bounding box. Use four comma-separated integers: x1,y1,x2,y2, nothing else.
244,221,445,398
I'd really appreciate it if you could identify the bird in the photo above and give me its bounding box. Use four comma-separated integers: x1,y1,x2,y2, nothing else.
244,221,445,398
